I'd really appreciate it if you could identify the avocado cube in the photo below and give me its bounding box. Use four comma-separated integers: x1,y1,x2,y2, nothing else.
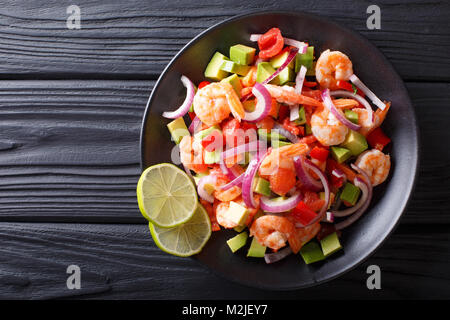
247,237,266,258
227,201,249,226
233,225,246,233
340,130,368,156
300,241,325,264
220,60,251,76
277,67,295,85
243,100,256,112
227,232,248,253
320,232,342,257
194,125,221,140
270,50,295,69
253,177,271,197
229,44,256,65
272,140,292,149
305,123,312,135
293,106,306,125
204,149,221,164
204,52,229,81
220,73,243,97
167,117,190,144
306,61,316,76
256,62,280,85
295,46,314,73
340,182,361,206
344,109,359,124
330,146,352,163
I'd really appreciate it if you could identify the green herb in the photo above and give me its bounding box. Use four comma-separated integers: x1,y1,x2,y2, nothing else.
351,83,358,95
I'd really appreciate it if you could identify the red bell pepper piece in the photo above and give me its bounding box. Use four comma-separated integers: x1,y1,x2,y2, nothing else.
366,127,391,151
198,81,210,89
257,28,284,59
310,146,329,162
278,105,290,122
336,80,365,97
291,201,318,225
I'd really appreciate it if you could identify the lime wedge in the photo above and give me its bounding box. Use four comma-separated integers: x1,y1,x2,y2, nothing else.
137,163,197,228
149,203,212,257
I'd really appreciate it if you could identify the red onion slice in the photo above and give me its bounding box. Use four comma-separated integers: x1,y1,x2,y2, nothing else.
335,164,373,230
322,89,361,131
221,140,264,163
272,123,299,143
262,47,298,85
264,247,292,264
188,116,202,134
182,163,194,181
295,65,307,94
197,175,216,203
260,191,303,213
243,82,272,122
220,161,241,180
242,153,266,208
349,74,386,110
294,156,322,192
330,90,374,123
290,105,300,122
300,159,330,226
162,75,196,119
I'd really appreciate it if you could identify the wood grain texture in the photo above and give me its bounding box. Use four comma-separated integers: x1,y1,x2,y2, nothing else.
0,0,448,80
0,81,447,223
0,222,449,299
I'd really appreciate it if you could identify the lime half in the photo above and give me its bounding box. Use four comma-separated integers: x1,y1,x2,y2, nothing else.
137,163,197,228
149,203,212,257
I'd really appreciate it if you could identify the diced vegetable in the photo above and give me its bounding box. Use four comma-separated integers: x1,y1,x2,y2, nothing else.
253,177,272,197
291,201,318,225
204,52,229,81
366,127,391,151
310,146,329,162
299,241,325,264
330,146,352,163
295,46,314,73
220,60,251,76
340,182,361,206
256,62,280,85
257,28,284,59
344,109,359,124
227,232,248,253
229,44,256,65
340,130,368,156
320,232,342,256
221,73,243,97
247,237,267,257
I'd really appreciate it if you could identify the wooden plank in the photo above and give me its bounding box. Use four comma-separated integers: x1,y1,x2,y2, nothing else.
0,222,448,299
0,0,448,80
0,80,447,223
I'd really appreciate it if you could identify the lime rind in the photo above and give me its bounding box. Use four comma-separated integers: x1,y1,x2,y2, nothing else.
149,203,212,257
137,163,197,228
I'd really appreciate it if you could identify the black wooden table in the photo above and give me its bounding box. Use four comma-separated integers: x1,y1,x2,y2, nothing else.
0,0,449,299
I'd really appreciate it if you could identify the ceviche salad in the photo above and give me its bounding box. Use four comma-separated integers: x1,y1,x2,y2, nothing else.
137,27,392,264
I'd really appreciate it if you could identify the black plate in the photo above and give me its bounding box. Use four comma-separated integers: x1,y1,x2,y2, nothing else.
140,11,419,290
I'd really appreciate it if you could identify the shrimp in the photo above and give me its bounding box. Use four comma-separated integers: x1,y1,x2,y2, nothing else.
315,50,353,90
290,222,321,253
193,82,245,126
179,136,208,173
310,107,348,146
355,149,391,186
250,215,301,252
264,84,323,108
259,142,310,176
209,167,242,202
352,102,391,136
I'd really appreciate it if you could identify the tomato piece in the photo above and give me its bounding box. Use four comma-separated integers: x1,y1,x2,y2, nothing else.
222,118,241,148
198,81,210,89
299,135,317,145
336,80,365,97
310,146,330,162
303,81,317,88
303,191,325,212
291,201,318,225
201,130,224,152
366,127,391,151
256,116,275,130
257,28,284,59
269,167,296,196
188,111,196,121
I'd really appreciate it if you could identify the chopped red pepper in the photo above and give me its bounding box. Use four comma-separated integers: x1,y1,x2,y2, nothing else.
282,118,300,136
303,81,317,88
366,127,391,151
201,130,224,152
188,111,196,121
198,81,211,89
257,28,284,59
310,146,330,162
291,201,318,225
336,80,365,97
